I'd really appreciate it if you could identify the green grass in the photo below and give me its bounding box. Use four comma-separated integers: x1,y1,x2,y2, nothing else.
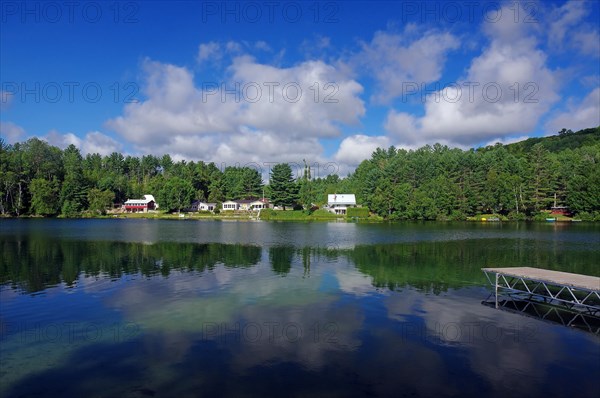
259,209,338,221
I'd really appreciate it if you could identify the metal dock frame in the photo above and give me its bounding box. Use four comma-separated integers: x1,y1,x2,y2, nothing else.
482,267,600,316
481,296,600,335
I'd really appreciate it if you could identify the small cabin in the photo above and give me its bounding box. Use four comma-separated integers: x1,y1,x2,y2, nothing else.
187,201,217,212
250,198,270,210
550,206,571,216
222,201,239,211
221,198,270,211
236,199,255,211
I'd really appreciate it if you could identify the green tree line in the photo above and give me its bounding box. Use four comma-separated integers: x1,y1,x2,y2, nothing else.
1,126,598,219
346,127,600,220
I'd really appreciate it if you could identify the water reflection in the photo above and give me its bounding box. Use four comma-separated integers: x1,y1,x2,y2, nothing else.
1,220,599,397
482,295,600,335
2,237,598,295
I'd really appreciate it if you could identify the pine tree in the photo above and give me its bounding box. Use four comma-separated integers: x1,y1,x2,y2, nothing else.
269,163,298,210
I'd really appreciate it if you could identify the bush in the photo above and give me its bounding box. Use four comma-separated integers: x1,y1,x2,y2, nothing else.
311,209,339,219
450,210,467,221
507,211,526,221
574,211,600,221
347,207,369,218
532,212,550,221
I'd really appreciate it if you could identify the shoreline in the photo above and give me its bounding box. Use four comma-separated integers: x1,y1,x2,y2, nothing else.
0,212,594,223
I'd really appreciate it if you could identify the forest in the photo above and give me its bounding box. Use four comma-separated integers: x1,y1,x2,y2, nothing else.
0,126,598,220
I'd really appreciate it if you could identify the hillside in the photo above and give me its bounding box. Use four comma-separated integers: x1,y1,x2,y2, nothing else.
504,126,600,154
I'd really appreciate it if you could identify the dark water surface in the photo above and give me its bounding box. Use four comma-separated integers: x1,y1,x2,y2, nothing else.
1,219,599,397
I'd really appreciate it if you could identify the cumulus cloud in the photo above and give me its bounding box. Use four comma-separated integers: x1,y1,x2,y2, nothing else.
107,60,239,144
385,3,559,147
106,56,364,165
0,121,25,144
44,130,122,155
334,134,390,167
545,87,600,134
354,26,459,103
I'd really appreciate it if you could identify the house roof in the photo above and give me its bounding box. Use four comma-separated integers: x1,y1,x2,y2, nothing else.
125,194,156,205
327,194,356,205
191,201,216,206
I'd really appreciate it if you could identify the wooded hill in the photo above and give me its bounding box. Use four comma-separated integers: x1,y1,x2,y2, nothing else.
1,126,598,220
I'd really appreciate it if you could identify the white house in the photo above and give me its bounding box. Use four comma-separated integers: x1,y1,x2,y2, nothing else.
188,201,216,212
123,194,159,213
222,200,239,211
236,199,255,211
221,198,271,211
327,194,356,215
250,199,269,210
199,202,216,211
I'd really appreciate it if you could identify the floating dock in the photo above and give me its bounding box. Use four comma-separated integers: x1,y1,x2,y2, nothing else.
482,267,600,315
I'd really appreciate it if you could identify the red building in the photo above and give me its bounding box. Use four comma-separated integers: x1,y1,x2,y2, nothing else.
123,195,158,213
550,206,571,216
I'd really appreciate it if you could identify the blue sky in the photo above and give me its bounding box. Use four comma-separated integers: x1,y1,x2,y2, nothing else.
1,0,599,175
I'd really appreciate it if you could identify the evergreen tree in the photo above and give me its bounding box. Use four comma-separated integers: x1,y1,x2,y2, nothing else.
269,163,299,210
60,145,87,216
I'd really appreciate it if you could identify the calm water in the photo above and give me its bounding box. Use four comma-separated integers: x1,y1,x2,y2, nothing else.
1,219,599,397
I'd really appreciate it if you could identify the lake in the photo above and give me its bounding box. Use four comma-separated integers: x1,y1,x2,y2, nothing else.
1,219,599,397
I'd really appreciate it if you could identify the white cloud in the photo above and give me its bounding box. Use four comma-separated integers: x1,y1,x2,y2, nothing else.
197,41,221,64
254,40,271,52
572,30,600,57
300,35,332,59
0,121,25,144
483,135,531,147
81,131,123,155
334,134,390,167
106,56,365,166
355,27,459,103
230,56,364,138
385,3,559,147
545,87,600,133
548,1,600,57
44,130,121,155
548,1,588,50
225,40,242,53
107,59,240,144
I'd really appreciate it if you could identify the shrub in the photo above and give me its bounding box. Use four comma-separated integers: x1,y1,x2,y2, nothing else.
347,207,369,218
507,211,526,221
